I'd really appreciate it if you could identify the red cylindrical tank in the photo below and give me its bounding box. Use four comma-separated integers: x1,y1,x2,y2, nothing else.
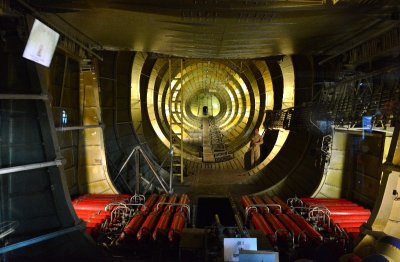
277,214,303,238
167,194,190,242
301,198,348,202
153,209,175,240
140,194,159,214
330,217,369,224
85,222,101,228
74,210,98,217
262,195,283,213
73,203,109,211
119,212,146,241
137,210,162,240
177,194,190,211
77,211,110,219
323,206,368,211
328,209,370,216
310,203,360,208
343,227,361,233
271,196,291,213
151,195,168,212
164,194,178,209
241,195,254,210
168,212,186,242
151,194,179,240
252,196,270,214
263,213,288,238
336,222,364,228
251,213,274,236
287,213,323,242
329,214,370,220
85,217,107,224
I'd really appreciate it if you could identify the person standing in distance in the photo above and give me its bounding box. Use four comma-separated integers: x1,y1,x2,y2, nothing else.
250,128,263,167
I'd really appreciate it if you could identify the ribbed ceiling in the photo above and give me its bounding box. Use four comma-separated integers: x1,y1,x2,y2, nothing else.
28,0,396,59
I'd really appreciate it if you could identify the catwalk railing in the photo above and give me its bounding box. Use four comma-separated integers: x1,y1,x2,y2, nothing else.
264,65,400,134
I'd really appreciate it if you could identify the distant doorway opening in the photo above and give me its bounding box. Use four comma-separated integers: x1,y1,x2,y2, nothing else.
196,197,236,228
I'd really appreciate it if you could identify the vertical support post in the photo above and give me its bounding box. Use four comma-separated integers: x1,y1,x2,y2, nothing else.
169,148,173,194
135,148,140,194
60,57,68,107
386,122,399,164
168,59,175,191
179,59,184,183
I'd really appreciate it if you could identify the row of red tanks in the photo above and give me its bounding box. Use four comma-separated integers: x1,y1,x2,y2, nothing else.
72,193,371,260
241,195,370,259
72,193,190,246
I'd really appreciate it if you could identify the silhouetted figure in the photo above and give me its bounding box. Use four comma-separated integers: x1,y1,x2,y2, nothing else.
250,128,263,167
203,106,208,116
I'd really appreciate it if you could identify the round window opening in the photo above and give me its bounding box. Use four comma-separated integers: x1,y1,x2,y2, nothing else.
190,93,221,117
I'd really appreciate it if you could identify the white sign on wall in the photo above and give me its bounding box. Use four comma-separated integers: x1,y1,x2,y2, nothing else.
23,19,60,67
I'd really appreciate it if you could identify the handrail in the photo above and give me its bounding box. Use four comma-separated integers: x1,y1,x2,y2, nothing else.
0,224,84,254
0,160,62,175
0,94,48,100
55,124,104,131
0,221,19,239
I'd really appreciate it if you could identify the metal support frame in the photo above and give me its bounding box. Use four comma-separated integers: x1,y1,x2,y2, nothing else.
0,221,19,240
334,126,394,134
139,147,169,193
0,224,84,254
135,149,140,194
169,148,173,193
0,160,62,175
113,146,171,194
55,124,104,131
0,94,48,100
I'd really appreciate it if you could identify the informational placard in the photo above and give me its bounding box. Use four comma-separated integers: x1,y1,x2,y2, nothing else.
239,250,279,262
23,19,59,67
223,238,257,262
